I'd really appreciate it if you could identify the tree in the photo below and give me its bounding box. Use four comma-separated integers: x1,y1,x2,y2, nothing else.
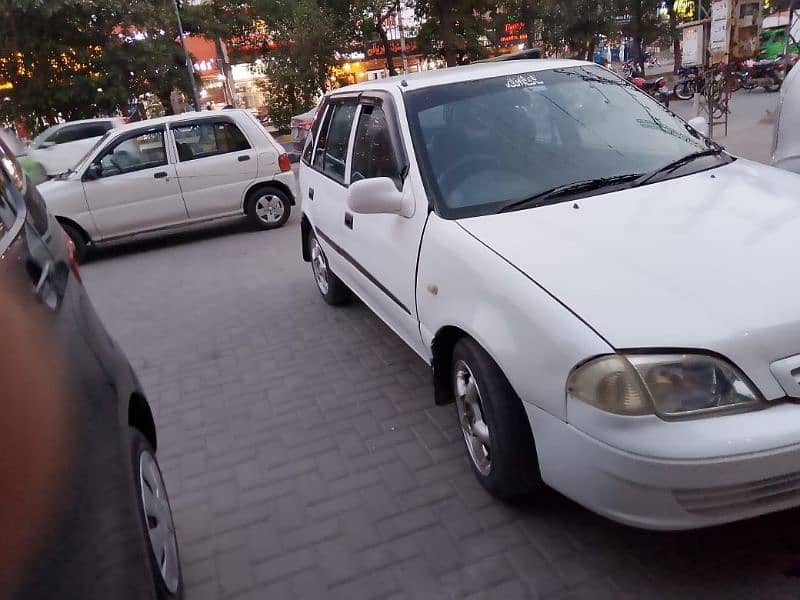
415,0,492,65
354,0,403,75
0,0,192,131
242,0,348,127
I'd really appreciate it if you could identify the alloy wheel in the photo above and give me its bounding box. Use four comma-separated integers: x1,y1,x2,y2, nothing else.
310,237,329,295
139,451,179,594
254,194,285,224
454,359,491,475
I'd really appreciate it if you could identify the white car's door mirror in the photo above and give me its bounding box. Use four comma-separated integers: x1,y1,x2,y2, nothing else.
347,177,411,217
687,116,709,136
83,163,102,181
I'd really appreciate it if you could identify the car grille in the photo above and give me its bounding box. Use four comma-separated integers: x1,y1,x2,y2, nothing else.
674,471,800,516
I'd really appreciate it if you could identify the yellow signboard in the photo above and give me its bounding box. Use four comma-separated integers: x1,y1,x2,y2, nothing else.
674,0,696,18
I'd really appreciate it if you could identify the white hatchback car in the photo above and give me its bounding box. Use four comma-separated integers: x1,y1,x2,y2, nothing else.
28,117,124,177
300,60,800,530
39,110,297,259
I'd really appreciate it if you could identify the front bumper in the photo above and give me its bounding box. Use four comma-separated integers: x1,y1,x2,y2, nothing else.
528,402,800,530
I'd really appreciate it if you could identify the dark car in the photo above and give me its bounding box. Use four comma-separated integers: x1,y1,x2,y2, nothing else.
0,139,182,599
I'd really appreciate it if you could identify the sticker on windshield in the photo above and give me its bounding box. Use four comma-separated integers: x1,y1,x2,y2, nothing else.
505,73,544,88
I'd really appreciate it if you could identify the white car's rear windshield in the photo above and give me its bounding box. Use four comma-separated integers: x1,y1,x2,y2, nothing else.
404,64,716,218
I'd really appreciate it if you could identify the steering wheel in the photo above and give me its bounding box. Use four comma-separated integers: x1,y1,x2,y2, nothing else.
437,153,508,195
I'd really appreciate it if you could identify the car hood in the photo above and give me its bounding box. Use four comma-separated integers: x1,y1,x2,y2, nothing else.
457,159,800,399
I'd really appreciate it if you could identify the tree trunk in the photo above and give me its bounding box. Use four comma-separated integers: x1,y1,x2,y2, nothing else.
436,0,458,67
377,22,397,76
666,0,681,72
214,36,235,105
586,39,596,62
632,0,645,77
523,1,537,49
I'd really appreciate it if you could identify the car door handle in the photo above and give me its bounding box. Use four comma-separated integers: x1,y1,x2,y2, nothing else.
237,155,250,162
154,171,168,179
308,187,314,200
344,212,353,230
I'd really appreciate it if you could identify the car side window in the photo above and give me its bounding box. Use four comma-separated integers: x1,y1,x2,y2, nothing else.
53,123,110,144
93,129,167,178
172,120,250,162
351,105,402,186
312,105,334,170
320,103,357,184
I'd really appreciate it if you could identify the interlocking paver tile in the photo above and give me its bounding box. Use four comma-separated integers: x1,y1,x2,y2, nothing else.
82,214,800,599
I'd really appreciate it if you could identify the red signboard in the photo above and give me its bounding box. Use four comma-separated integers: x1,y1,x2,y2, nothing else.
364,38,419,59
499,21,527,46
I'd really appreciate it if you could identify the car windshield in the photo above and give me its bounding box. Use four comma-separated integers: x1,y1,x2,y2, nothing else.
404,64,715,218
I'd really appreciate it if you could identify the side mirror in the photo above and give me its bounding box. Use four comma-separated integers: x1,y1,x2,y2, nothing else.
347,177,412,217
687,116,709,136
84,163,102,180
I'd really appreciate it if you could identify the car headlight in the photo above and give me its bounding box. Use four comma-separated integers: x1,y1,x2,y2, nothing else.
568,353,763,418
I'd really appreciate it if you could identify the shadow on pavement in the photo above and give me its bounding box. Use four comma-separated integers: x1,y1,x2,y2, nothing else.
86,218,265,264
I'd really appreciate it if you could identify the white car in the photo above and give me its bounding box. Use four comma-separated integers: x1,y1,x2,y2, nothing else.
772,62,800,174
39,109,297,260
299,60,800,530
28,117,124,177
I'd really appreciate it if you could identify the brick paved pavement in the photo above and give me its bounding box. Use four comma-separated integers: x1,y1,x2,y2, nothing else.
82,210,800,600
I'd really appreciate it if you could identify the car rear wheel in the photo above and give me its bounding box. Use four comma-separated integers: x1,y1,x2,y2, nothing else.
131,429,183,599
451,338,542,499
246,187,291,230
309,233,350,305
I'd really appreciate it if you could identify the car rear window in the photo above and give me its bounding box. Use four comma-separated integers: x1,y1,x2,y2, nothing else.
52,122,113,144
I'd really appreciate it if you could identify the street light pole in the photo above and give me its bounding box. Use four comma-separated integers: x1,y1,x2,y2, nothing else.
172,0,202,110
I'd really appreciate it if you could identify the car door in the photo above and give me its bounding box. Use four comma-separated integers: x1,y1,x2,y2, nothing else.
170,117,258,220
336,94,429,353
301,97,359,277
82,126,188,240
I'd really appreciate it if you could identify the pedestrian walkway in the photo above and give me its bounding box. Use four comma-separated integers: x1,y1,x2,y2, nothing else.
671,90,778,164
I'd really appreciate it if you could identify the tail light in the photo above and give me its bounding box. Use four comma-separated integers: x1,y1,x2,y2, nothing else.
278,153,291,172
658,78,667,88
62,231,82,283
298,120,314,131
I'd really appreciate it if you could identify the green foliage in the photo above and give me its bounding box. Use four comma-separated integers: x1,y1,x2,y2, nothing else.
0,0,191,131
244,0,351,127
415,0,493,65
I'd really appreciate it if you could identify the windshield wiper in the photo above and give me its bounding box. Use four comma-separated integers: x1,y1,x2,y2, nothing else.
633,148,724,187
496,173,642,214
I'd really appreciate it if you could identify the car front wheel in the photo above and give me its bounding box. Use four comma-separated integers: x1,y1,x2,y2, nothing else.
451,338,542,499
131,430,183,599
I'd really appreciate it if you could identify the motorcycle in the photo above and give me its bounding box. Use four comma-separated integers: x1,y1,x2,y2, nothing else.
673,66,703,100
629,75,670,107
739,58,784,92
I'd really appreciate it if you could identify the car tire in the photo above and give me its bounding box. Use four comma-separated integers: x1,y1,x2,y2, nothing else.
765,77,782,93
60,222,88,264
246,187,291,230
308,232,350,305
673,82,693,100
131,429,183,600
451,337,542,500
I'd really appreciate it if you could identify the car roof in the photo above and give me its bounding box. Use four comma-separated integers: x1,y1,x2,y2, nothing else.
329,59,591,95
43,117,121,131
116,109,253,134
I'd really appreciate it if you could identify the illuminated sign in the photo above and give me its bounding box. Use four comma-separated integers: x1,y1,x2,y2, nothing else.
674,0,696,19
364,38,419,59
